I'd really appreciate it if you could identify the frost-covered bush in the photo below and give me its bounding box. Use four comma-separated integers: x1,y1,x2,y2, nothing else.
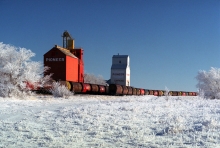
50,82,73,98
196,67,220,99
84,73,106,85
0,42,51,98
164,86,170,100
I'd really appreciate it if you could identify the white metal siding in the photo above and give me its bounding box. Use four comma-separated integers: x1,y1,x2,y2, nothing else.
111,55,130,86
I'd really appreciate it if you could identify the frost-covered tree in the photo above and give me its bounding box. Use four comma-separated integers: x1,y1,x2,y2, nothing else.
0,42,51,98
50,82,73,99
84,73,106,85
196,67,220,99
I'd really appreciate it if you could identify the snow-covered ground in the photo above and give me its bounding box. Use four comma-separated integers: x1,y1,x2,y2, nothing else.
0,95,220,148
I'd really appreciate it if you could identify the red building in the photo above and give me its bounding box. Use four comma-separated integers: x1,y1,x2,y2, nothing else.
44,44,84,83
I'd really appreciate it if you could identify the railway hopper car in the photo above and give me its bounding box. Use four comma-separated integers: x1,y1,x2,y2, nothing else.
71,82,109,95
109,84,145,96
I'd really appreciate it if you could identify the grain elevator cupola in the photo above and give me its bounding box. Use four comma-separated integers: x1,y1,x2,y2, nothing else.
62,31,74,49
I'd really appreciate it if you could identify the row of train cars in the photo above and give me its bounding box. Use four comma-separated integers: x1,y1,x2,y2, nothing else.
40,81,197,96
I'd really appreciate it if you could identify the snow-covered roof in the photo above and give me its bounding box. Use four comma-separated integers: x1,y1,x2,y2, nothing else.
54,45,78,59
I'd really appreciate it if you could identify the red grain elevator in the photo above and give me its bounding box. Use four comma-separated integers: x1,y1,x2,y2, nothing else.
44,32,84,82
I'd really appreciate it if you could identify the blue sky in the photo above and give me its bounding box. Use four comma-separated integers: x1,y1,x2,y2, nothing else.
0,0,219,91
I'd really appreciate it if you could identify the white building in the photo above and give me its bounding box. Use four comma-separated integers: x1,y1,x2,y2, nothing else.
111,55,130,86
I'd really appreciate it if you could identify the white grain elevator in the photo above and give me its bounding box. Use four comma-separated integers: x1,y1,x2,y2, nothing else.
111,55,130,86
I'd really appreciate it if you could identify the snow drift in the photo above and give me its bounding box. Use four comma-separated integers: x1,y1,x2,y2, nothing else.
0,95,220,147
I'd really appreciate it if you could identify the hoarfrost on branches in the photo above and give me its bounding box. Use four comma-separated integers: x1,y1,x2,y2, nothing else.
196,67,220,99
50,82,73,98
0,42,51,98
84,73,106,85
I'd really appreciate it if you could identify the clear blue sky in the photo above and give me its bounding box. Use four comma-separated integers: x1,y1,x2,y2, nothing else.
0,0,219,91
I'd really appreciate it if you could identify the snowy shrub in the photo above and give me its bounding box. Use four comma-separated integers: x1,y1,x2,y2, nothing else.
164,86,170,100
196,67,220,99
0,42,51,98
50,82,73,99
84,73,106,85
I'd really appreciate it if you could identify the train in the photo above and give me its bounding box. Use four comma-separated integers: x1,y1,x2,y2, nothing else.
37,81,197,96
73,82,197,96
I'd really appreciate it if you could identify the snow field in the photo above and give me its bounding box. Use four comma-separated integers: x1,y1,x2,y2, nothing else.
0,95,220,147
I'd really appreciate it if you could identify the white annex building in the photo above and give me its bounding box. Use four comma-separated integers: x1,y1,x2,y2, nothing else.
111,54,130,86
